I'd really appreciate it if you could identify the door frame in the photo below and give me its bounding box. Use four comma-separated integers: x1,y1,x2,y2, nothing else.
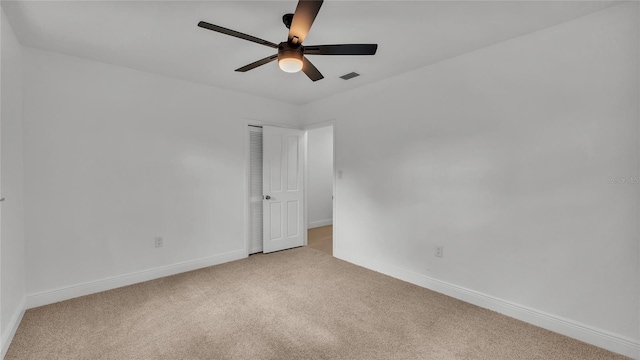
303,119,336,255
243,119,304,257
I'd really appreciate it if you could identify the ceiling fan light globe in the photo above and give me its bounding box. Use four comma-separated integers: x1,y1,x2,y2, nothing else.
279,58,303,73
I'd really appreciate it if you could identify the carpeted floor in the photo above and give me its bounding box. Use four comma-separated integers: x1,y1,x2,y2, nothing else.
6,247,630,359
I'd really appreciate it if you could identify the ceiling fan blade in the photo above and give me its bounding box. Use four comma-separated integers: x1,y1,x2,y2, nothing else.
198,21,279,49
288,0,323,44
304,44,378,55
235,54,279,72
302,57,324,82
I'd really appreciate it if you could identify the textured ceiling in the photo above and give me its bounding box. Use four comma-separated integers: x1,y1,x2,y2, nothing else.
2,0,621,105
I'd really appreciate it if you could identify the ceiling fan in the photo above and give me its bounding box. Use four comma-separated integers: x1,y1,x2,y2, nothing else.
197,0,378,82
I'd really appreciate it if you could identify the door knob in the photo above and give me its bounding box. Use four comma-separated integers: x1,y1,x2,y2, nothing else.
265,195,271,200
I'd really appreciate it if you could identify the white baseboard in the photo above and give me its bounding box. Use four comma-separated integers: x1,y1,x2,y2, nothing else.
1,297,26,360
26,249,247,309
335,251,640,360
308,219,332,228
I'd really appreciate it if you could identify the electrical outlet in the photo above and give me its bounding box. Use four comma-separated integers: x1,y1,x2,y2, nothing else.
155,237,163,248
435,246,443,258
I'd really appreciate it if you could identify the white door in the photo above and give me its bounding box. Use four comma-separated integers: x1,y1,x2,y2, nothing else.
262,126,305,253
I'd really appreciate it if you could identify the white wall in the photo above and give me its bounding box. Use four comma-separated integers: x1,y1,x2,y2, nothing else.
307,125,333,228
22,48,299,305
0,7,26,357
301,3,639,357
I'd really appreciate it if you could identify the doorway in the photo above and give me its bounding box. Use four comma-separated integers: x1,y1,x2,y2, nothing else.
305,124,334,255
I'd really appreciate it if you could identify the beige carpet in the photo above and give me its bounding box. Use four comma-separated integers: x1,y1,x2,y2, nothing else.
307,225,332,255
7,247,630,360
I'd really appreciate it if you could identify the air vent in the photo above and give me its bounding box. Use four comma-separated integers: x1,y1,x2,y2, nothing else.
340,72,360,80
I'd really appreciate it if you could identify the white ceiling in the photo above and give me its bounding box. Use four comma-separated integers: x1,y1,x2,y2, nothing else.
2,0,621,105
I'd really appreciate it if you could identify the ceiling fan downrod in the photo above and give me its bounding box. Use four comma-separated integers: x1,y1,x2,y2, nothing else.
282,13,294,29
